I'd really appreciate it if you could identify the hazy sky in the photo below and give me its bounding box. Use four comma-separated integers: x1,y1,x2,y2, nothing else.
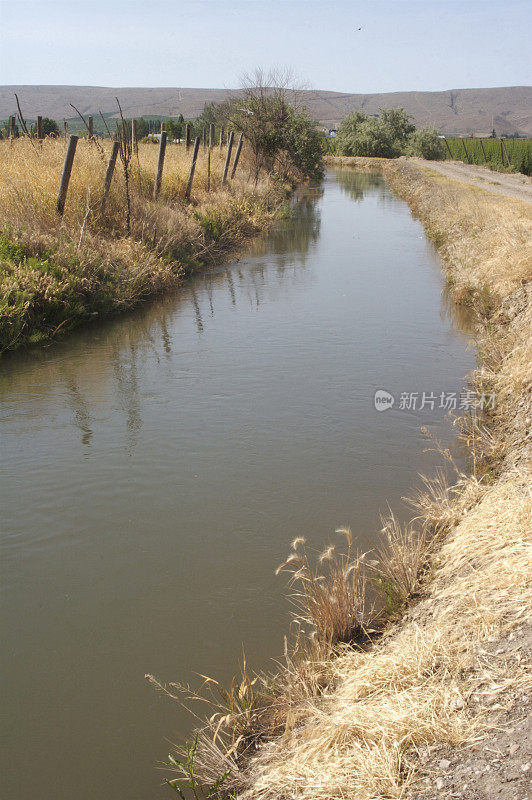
1,0,530,93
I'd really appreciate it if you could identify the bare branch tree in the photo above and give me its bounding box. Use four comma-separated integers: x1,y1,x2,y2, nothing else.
115,97,132,235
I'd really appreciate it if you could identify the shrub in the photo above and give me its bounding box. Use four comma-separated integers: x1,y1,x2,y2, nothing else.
276,530,376,645
408,127,446,160
336,110,413,158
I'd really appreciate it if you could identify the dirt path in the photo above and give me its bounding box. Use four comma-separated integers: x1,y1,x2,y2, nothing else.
410,158,532,204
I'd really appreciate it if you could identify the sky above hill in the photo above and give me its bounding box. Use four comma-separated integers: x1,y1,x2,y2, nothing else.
1,0,530,93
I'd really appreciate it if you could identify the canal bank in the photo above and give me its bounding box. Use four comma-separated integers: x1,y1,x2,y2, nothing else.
0,169,477,800
230,160,531,799
0,139,291,354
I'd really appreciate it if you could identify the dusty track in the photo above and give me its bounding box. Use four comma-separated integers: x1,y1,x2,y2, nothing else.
410,158,532,204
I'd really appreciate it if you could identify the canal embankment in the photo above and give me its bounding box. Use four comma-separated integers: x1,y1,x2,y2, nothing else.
0,138,290,354
231,159,532,799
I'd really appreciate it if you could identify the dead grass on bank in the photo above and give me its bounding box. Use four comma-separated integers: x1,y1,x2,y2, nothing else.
240,471,531,800
383,160,532,314
0,137,283,351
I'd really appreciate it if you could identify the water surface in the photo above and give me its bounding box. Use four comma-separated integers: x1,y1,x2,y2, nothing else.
0,170,474,800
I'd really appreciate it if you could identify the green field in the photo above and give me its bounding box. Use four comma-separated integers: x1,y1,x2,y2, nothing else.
443,137,532,174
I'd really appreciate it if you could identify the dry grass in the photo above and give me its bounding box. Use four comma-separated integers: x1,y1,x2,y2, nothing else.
275,531,376,646
383,160,532,313
370,514,431,617
239,471,532,800
0,136,285,351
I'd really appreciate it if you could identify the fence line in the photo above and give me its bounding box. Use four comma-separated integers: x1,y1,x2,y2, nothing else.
3,116,249,214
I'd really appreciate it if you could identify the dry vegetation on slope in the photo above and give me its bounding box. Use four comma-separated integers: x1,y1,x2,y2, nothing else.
0,137,284,353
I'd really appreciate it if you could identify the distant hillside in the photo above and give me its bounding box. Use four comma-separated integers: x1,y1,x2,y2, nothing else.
1,85,531,136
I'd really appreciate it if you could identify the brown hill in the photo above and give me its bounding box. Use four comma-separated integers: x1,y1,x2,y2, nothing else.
1,85,531,136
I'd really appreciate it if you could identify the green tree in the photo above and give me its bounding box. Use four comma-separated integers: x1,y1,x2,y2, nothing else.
336,114,401,158
164,118,184,140
224,70,323,181
407,127,446,160
334,111,368,155
378,107,415,144
41,117,59,137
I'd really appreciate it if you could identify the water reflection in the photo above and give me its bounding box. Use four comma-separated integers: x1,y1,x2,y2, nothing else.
0,184,324,452
59,368,94,447
112,341,142,451
250,186,323,269
335,170,384,201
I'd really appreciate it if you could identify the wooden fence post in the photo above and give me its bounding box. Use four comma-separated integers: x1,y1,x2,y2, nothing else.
131,119,137,155
461,138,470,163
202,127,206,148
153,131,167,200
37,116,43,140
500,138,511,168
221,130,234,186
57,135,78,216
479,138,488,163
443,137,453,159
219,126,224,151
185,136,201,199
185,123,191,151
8,115,15,139
230,132,244,179
88,115,94,139
101,140,120,213
63,120,68,138
207,123,214,192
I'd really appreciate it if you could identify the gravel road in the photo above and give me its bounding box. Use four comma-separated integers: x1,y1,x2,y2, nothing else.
410,158,532,204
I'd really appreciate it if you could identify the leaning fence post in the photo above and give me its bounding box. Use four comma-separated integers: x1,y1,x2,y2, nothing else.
37,115,43,140
131,119,137,155
443,137,453,159
460,138,470,163
185,123,191,151
207,123,214,192
153,131,167,200
57,135,78,216
221,130,234,186
479,138,488,163
101,140,120,213
230,132,243,179
500,138,511,168
185,136,201,199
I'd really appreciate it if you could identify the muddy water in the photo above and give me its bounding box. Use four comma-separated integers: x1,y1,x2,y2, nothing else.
0,171,474,800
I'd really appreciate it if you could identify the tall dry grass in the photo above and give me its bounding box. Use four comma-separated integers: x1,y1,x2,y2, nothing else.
0,136,285,352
